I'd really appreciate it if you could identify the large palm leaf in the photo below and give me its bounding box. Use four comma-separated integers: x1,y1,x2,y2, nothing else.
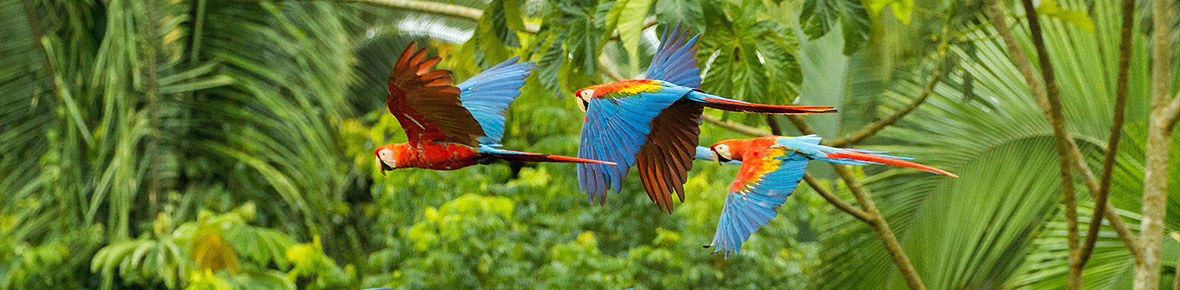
813,0,1179,288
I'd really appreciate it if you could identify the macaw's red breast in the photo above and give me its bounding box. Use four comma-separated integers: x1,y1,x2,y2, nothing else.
592,79,663,98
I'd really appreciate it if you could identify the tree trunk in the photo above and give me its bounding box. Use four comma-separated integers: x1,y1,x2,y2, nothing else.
1134,0,1175,287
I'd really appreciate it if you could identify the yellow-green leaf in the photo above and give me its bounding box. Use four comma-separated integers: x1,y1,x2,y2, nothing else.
1036,0,1094,32
865,0,913,24
617,0,654,71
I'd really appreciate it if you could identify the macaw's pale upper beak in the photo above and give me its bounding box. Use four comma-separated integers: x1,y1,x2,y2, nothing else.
377,157,393,176
713,151,730,165
577,98,588,112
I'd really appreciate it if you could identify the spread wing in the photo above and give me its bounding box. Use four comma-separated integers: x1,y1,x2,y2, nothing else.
635,100,702,213
577,86,693,205
457,57,537,145
645,24,701,88
387,42,485,146
709,147,809,257
626,24,706,213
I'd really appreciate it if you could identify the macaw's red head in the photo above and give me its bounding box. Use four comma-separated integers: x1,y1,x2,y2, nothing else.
573,85,602,112
709,139,748,164
374,143,410,175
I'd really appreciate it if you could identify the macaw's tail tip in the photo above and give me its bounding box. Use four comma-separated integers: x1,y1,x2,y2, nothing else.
697,97,837,115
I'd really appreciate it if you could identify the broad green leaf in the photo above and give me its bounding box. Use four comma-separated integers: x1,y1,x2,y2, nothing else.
799,0,871,54
616,0,654,71
655,0,704,30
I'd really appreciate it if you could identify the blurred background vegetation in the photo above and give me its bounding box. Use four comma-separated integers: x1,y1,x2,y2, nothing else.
1,0,1178,289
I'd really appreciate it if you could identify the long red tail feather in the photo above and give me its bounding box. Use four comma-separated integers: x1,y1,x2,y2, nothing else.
827,151,958,178
698,98,836,114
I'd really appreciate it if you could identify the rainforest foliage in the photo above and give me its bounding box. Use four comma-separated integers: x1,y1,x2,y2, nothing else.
1,0,1178,289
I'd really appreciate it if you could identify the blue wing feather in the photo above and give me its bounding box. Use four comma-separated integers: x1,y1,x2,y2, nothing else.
710,149,809,257
577,87,692,204
458,56,538,145
645,24,702,89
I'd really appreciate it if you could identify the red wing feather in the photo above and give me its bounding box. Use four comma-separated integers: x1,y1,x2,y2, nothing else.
387,42,485,145
635,100,704,213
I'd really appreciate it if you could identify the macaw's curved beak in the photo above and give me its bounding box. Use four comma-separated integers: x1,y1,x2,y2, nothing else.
713,151,730,165
577,98,589,112
377,157,393,176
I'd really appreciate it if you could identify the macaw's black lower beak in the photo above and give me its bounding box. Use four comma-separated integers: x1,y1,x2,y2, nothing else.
380,162,393,175
577,99,589,112
714,152,730,165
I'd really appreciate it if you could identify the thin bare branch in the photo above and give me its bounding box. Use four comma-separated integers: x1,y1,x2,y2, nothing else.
1166,92,1180,128
788,117,926,290
784,115,816,136
701,114,773,136
1079,0,1135,267
803,173,874,223
825,53,946,148
144,0,163,218
1014,0,1082,287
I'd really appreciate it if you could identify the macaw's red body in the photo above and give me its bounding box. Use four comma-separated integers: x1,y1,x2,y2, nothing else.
375,142,480,171
696,135,956,256
374,43,612,174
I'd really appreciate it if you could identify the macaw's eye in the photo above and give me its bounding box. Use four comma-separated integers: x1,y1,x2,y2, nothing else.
580,89,594,100
714,144,732,160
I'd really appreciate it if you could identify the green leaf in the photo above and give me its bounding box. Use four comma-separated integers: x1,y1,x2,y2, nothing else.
1035,0,1095,33
655,0,704,31
799,0,871,54
865,0,914,24
615,0,653,71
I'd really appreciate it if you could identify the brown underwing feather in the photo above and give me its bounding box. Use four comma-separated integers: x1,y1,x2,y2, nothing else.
635,100,703,213
386,43,485,146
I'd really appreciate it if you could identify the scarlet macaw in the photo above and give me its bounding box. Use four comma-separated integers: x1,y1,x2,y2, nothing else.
698,135,957,256
574,25,836,213
375,43,613,174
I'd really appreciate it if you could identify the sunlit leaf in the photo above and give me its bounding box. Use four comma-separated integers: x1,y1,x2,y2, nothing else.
1035,0,1095,33
192,229,240,273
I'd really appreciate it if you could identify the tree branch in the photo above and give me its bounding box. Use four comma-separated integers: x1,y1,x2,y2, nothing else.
788,117,926,290
701,114,773,136
825,52,946,148
1079,0,1135,267
1166,92,1180,128
144,0,163,218
1136,0,1176,286
804,173,874,223
983,0,1142,266
1015,0,1082,288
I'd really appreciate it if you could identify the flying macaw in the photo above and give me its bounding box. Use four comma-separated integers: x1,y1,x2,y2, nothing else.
697,135,957,256
573,25,836,213
375,43,613,174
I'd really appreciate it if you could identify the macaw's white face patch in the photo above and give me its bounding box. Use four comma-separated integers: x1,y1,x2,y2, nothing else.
378,148,396,168
576,89,594,112
713,144,732,160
